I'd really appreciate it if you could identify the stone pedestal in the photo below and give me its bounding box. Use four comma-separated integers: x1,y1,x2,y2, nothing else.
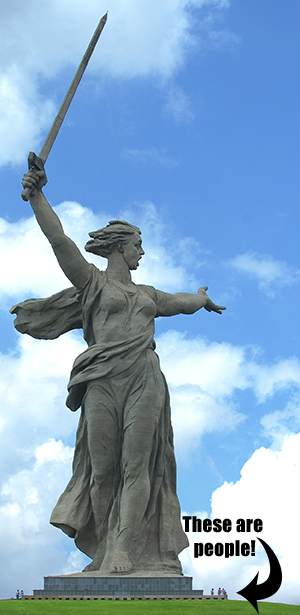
33,574,204,598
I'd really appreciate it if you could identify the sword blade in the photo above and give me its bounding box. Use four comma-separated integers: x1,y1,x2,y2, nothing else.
40,12,107,164
22,12,107,201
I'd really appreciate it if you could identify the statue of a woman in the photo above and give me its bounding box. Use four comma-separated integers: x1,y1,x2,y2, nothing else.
13,169,225,575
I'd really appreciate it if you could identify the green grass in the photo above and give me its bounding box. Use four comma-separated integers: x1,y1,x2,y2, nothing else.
0,600,299,615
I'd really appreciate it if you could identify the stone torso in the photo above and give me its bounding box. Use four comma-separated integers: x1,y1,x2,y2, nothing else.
90,279,157,345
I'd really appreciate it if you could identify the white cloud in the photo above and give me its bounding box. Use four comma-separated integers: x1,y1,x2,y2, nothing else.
156,330,300,453
260,392,300,448
181,432,300,605
0,0,232,166
157,331,246,393
0,437,89,599
163,83,195,123
0,69,55,166
157,330,300,401
0,333,83,484
35,439,74,466
230,252,300,295
248,357,300,402
0,0,228,80
171,385,244,454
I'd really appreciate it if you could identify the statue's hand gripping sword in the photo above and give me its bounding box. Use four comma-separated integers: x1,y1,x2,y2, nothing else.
21,12,107,201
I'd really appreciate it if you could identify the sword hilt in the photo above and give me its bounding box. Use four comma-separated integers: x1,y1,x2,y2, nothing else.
21,152,47,201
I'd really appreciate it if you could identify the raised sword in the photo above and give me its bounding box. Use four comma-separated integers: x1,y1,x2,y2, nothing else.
21,12,108,201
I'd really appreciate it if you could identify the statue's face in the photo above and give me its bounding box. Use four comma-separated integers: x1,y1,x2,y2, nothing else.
121,233,145,270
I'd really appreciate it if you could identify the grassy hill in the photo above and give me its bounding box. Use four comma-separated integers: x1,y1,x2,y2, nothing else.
1,599,299,615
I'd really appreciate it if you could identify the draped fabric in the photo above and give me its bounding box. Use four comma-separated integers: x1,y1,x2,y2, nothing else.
10,286,82,339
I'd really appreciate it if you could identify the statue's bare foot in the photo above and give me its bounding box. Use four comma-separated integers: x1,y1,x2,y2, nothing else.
110,550,133,574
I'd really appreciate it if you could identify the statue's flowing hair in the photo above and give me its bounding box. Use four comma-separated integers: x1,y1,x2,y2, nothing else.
85,220,141,258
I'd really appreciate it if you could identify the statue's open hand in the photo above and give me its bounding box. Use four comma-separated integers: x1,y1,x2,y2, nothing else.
22,169,47,196
197,286,226,315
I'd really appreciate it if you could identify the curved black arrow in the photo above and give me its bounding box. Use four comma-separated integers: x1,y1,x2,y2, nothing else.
237,537,282,613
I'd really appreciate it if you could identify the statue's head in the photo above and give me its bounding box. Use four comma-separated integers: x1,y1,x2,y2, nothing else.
85,220,142,258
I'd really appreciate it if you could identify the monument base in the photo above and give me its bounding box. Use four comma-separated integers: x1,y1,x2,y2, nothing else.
33,574,204,598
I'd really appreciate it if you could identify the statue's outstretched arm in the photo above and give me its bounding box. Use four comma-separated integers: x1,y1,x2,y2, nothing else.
22,169,90,289
157,286,226,317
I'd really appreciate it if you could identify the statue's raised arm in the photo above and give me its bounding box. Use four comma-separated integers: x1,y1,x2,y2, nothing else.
22,169,90,289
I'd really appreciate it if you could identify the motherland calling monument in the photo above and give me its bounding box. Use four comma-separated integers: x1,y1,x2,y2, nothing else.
11,12,225,595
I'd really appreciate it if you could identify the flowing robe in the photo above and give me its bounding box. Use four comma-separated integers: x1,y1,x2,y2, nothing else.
11,265,188,573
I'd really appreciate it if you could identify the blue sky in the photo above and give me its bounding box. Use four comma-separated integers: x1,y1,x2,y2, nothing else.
0,0,300,605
